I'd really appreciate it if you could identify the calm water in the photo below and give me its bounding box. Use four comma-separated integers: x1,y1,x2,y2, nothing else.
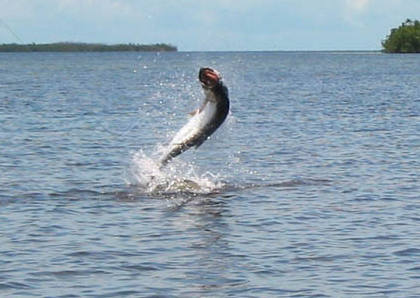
1,51,419,297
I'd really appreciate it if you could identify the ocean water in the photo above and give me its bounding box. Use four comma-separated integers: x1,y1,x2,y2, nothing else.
0,51,419,297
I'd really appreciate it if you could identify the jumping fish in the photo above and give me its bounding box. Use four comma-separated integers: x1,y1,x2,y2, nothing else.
159,67,229,166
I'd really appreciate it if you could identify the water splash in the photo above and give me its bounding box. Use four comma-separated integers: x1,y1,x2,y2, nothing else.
127,148,224,195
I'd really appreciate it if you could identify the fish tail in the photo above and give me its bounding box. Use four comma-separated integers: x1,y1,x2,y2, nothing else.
158,144,188,168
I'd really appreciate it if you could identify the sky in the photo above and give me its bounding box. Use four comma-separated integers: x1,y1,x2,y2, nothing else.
0,0,419,51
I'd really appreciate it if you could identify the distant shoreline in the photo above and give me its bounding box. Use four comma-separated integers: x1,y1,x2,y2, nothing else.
0,42,177,52
0,46,389,53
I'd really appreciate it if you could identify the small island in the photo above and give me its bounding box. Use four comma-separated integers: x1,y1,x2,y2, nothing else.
0,42,177,52
382,19,420,53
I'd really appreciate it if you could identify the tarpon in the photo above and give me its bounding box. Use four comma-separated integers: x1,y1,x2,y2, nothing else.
159,67,230,166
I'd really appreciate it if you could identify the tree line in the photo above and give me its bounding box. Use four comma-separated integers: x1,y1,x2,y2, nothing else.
0,42,177,52
382,19,420,53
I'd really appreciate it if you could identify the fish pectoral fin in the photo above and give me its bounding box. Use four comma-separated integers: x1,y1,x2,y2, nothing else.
188,109,199,116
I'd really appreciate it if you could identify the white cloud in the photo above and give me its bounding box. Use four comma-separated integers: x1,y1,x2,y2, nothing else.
346,0,371,12
56,0,139,18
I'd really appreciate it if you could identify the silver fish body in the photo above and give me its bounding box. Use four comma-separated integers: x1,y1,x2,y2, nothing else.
159,68,229,166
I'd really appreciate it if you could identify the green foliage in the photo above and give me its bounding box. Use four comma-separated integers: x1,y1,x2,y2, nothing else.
382,19,420,53
0,42,177,52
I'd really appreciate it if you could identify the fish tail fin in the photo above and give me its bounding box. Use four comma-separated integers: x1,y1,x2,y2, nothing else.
158,144,187,168
158,154,171,169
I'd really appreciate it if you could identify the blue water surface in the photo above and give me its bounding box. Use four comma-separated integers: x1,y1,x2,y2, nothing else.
0,51,419,297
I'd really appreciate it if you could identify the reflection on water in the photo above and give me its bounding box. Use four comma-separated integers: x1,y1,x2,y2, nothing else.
167,198,242,295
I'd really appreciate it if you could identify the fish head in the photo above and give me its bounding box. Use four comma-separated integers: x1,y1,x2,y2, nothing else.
199,67,221,89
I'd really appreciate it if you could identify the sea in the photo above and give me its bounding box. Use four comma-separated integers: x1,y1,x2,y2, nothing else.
0,51,419,297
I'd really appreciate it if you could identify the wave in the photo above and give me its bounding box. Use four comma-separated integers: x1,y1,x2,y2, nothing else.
126,147,332,199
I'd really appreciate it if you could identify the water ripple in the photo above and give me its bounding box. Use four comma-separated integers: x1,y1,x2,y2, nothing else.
1,52,419,297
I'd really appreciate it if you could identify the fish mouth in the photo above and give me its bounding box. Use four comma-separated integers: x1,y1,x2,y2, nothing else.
199,67,221,88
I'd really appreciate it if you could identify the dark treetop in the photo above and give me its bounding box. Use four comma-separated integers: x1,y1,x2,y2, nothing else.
382,19,420,53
